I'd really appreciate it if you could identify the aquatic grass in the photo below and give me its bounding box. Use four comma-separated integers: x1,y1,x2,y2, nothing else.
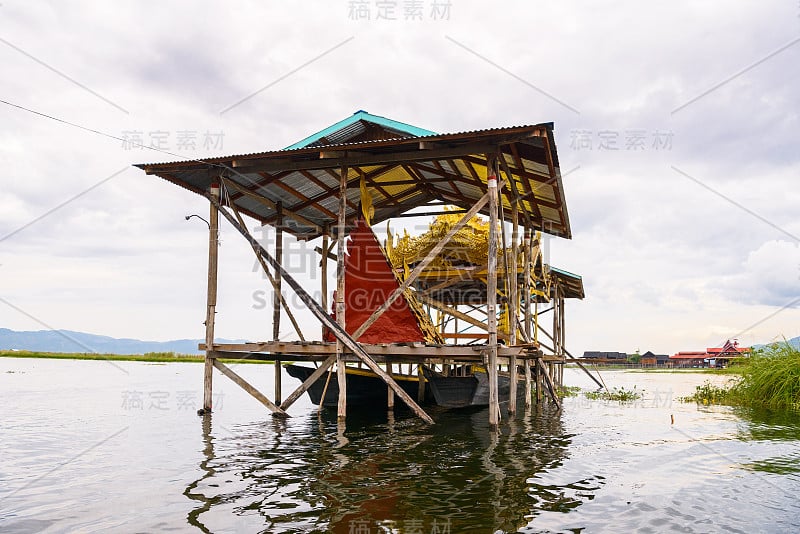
680,342,800,410
732,342,800,410
679,380,734,405
584,385,644,402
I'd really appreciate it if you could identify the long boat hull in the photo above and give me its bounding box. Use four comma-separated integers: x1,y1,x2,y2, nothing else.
285,364,526,410
285,364,436,408
421,366,526,408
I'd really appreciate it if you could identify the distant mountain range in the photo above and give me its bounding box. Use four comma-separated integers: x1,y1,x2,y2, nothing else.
0,328,245,355
1,327,796,356
754,335,800,350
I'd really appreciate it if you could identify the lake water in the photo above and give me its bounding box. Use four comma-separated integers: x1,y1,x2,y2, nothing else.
1,357,799,533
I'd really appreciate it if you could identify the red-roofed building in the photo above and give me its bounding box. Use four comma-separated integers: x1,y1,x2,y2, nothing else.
669,340,750,368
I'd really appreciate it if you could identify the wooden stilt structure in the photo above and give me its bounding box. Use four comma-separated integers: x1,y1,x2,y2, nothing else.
137,116,582,428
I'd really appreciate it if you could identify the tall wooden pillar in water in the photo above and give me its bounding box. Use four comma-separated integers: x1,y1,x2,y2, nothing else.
486,154,500,429
203,182,220,412
335,166,348,420
273,203,283,404
523,227,533,409
508,201,519,415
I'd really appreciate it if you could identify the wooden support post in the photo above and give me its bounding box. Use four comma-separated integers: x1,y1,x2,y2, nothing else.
417,364,425,403
387,359,394,409
213,359,288,417
536,357,543,404
560,293,566,386
524,358,532,409
523,228,533,408
487,154,500,429
508,201,519,415
336,166,348,421
203,183,220,412
273,203,283,404
321,231,329,313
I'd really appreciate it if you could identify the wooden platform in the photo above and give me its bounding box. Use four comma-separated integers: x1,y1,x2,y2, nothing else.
202,341,562,365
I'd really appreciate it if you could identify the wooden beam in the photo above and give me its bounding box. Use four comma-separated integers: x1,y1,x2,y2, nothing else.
487,154,500,429
202,341,536,359
273,203,283,404
320,232,329,337
203,183,220,412
213,359,288,417
230,142,501,173
207,193,434,424
350,184,500,341
279,354,336,411
336,165,348,421
508,200,519,415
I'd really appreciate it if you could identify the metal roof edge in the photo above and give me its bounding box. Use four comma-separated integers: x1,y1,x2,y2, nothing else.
283,110,438,150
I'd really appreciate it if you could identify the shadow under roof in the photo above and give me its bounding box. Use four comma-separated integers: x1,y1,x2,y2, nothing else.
135,115,572,241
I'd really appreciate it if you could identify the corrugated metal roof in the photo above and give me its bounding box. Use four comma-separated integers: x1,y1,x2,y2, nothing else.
135,115,570,240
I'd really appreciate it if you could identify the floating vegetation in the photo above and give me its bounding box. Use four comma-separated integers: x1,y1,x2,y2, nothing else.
557,385,582,398
584,386,644,402
679,380,733,405
680,342,800,410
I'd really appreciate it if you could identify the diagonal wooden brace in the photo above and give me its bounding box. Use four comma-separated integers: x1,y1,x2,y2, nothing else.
212,359,289,417
279,354,336,411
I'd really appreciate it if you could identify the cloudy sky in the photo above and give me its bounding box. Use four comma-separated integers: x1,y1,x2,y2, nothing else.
1,1,798,355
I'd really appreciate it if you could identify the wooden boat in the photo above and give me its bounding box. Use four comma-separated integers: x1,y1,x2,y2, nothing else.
421,365,526,408
285,364,436,408
285,363,525,409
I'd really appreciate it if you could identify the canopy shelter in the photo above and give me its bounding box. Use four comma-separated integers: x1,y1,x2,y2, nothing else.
135,111,571,240
135,111,581,426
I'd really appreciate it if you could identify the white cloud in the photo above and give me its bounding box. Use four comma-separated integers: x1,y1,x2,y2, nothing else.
0,0,798,356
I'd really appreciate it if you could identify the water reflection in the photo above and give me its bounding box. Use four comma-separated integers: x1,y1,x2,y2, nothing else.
184,415,215,533
734,407,800,479
185,405,578,533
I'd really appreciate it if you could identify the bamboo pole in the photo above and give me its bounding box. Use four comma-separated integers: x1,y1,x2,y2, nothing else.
487,154,500,429
387,358,394,409
417,364,425,403
273,203,283,404
321,231,329,314
508,201,519,414
523,227,532,409
203,183,220,412
336,166,348,421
